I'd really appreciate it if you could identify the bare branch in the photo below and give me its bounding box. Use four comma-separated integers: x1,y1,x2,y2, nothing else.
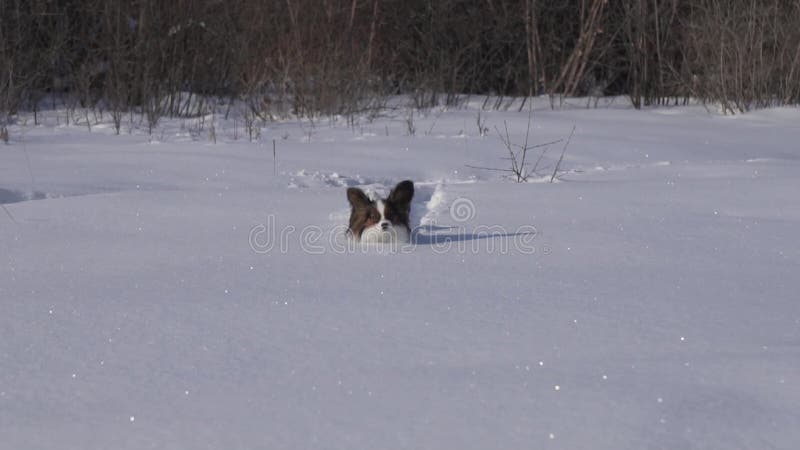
550,125,576,183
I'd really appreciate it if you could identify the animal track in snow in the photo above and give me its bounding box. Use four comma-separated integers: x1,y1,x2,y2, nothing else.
288,170,389,190
0,188,50,204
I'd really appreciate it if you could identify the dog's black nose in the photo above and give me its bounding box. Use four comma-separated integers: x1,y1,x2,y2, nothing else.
381,222,389,231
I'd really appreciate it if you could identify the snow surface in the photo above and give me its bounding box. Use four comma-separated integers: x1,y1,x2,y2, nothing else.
1,98,799,449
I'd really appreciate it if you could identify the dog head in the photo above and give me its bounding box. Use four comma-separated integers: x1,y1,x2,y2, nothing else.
347,180,414,243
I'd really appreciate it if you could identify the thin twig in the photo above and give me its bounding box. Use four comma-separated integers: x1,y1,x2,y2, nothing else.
272,139,277,175
1,204,18,224
21,126,36,191
495,121,520,179
531,145,552,176
465,164,515,173
527,139,564,149
519,102,534,181
550,125,576,183
425,109,443,135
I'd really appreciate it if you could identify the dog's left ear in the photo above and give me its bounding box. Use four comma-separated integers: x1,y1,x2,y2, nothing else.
387,180,414,209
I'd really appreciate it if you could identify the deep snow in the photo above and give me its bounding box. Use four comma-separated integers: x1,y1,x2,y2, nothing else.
1,98,799,449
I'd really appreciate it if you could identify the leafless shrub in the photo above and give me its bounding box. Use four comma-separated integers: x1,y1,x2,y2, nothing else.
405,110,416,136
243,109,261,142
300,117,316,143
1,0,798,123
209,119,217,144
467,107,565,183
682,0,800,112
475,111,489,137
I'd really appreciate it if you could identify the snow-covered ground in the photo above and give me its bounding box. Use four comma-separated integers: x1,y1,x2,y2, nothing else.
2,98,799,449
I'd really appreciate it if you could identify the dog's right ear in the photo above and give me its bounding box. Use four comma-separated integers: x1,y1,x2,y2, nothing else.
347,187,371,209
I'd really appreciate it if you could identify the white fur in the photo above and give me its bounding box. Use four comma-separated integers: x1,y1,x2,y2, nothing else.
359,200,410,244
360,223,410,244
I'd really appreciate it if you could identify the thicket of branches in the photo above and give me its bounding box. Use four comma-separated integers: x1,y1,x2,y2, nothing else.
2,0,799,129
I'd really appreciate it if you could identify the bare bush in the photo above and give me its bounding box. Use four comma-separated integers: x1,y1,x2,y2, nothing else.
467,108,565,183
682,0,800,112
0,0,798,121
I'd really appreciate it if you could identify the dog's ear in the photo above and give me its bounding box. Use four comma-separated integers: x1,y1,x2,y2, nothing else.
387,180,414,208
347,187,371,209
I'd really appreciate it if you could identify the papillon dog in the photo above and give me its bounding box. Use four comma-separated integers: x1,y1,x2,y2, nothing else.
347,180,414,243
